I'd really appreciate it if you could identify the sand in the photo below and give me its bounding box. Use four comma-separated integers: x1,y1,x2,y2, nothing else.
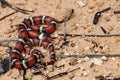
0,0,120,80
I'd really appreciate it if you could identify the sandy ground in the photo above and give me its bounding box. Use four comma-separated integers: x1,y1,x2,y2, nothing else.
0,0,120,80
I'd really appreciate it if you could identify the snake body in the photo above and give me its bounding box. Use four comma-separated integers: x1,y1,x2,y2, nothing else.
11,16,57,70
10,9,73,70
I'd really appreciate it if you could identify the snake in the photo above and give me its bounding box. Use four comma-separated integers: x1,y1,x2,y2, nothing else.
10,9,73,70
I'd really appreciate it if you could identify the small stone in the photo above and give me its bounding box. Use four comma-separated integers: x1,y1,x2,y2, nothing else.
55,59,65,68
91,58,103,66
69,58,78,65
104,15,110,21
88,10,95,14
103,45,109,50
93,68,98,72
84,47,90,50
40,48,47,53
107,26,113,32
84,57,90,61
117,61,120,67
47,65,54,72
67,73,75,79
53,33,59,37
77,1,86,7
70,43,76,47
55,39,60,45
57,36,63,41
111,57,116,61
83,71,89,77
101,56,108,61
103,71,112,77
80,66,86,71
77,59,82,64
88,3,95,9
46,70,49,74
75,23,80,27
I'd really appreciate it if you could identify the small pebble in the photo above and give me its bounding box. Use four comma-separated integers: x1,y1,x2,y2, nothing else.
67,73,75,79
111,57,116,61
104,15,110,21
70,43,76,47
91,58,103,66
55,36,63,44
40,48,47,53
83,71,89,77
77,1,86,7
117,61,120,67
107,26,113,32
47,65,54,72
75,23,80,27
84,46,90,50
103,71,112,77
53,32,59,37
80,66,86,71
101,56,108,61
103,45,109,50
77,59,82,64
69,58,78,66
93,68,98,72
88,3,96,9
84,57,90,61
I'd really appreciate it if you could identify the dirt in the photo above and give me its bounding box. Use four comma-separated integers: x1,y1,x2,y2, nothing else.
0,0,120,80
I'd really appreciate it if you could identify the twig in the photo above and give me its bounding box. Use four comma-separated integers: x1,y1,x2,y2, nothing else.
100,26,107,34
93,12,101,24
0,38,18,47
84,38,98,47
0,38,18,43
58,33,120,37
47,67,80,80
0,0,33,14
99,7,111,13
63,18,67,42
1,38,120,58
56,9,74,23
93,7,111,24
95,75,120,80
0,11,17,21
56,54,120,58
1,33,120,47
59,18,70,48
114,10,120,14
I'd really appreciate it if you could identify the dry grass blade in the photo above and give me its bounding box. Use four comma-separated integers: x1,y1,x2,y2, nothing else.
0,11,17,21
48,67,80,80
56,54,120,58
0,38,18,47
0,0,33,14
58,33,120,37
